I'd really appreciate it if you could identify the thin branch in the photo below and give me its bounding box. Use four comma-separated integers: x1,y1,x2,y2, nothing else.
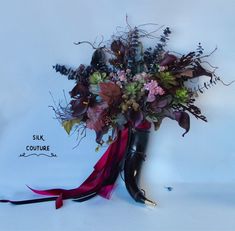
73,126,86,149
200,60,219,70
74,41,97,49
125,14,132,30
138,22,159,27
139,25,164,38
49,91,57,108
199,46,218,59
97,35,104,47
216,75,235,86
63,89,69,106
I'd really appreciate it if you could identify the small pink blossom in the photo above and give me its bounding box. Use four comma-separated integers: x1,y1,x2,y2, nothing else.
133,72,149,81
117,70,127,82
144,80,165,102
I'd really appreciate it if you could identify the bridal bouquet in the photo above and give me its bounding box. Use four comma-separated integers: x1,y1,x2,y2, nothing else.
1,22,226,209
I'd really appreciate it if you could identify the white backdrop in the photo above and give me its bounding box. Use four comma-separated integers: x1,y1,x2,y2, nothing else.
0,0,235,230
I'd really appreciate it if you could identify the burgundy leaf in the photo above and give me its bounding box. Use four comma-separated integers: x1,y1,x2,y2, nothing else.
99,82,121,105
70,97,89,116
151,97,170,109
174,111,190,137
175,69,194,78
95,127,109,144
111,40,125,55
193,62,213,79
150,96,172,113
86,102,108,133
109,40,126,67
160,53,177,66
127,110,144,127
156,98,169,108
70,83,89,98
136,120,152,130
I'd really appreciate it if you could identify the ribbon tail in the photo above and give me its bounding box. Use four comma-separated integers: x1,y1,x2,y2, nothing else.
73,127,129,201
0,196,58,205
56,194,63,209
98,184,116,199
26,185,64,196
0,128,130,208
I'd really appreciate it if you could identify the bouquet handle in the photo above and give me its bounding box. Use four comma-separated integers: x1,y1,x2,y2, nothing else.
124,128,156,206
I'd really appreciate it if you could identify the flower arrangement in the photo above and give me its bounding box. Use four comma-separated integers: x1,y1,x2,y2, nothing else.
53,25,217,145
1,22,229,209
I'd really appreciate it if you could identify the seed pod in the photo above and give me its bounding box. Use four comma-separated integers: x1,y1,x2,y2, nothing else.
132,102,139,111
121,104,128,112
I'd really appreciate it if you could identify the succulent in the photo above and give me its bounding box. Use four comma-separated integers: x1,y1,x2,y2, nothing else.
89,71,107,84
174,88,189,104
158,71,177,88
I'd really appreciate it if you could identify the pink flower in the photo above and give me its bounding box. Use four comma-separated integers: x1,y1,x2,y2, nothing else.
144,80,165,102
117,70,127,82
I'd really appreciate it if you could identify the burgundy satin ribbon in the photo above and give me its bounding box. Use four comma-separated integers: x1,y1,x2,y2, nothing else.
0,128,129,209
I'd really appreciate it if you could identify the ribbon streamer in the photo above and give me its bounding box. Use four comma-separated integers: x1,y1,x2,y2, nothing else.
0,128,129,209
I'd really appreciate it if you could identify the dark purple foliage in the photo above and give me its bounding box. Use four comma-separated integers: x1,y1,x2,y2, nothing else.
174,111,190,137
160,53,177,66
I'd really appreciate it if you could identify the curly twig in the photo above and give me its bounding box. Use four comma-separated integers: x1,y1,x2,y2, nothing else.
74,41,99,49
216,76,235,86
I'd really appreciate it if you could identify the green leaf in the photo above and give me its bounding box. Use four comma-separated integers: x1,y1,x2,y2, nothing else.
62,118,81,135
